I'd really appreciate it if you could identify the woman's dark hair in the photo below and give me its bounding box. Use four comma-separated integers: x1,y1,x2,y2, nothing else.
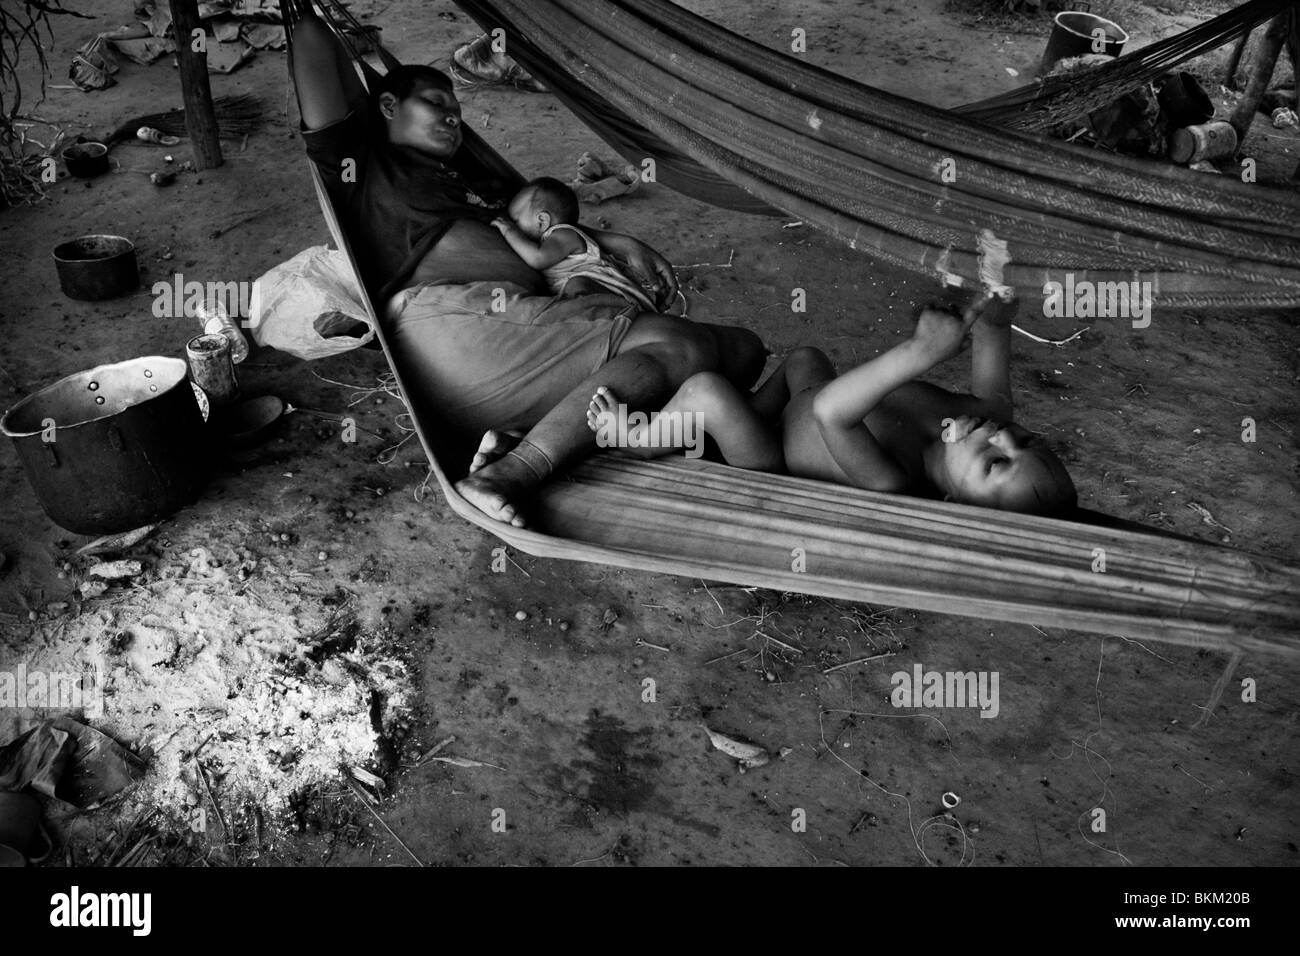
370,65,455,132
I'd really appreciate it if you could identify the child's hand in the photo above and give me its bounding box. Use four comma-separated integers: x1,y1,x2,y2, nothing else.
910,305,972,362
975,291,1019,328
490,217,513,233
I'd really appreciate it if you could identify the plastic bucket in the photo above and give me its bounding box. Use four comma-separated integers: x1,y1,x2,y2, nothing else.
1040,12,1129,75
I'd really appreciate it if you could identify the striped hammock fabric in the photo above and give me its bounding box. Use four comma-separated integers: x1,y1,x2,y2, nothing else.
454,0,1300,309
289,0,1300,655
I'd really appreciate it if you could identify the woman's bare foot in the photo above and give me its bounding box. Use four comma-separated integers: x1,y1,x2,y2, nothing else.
469,428,523,474
454,452,535,528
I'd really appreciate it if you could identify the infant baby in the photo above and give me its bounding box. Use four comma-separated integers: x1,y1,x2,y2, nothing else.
491,177,658,311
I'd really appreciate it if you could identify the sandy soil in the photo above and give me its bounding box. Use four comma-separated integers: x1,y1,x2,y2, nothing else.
0,0,1297,867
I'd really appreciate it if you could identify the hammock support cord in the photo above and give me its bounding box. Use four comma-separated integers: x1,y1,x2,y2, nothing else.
451,0,1300,309
285,1,1300,656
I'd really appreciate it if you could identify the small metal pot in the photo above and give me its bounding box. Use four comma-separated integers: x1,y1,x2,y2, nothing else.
52,234,139,301
61,140,109,178
1,356,211,535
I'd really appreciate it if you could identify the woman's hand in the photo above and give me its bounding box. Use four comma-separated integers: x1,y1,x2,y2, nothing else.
624,242,679,309
590,230,679,308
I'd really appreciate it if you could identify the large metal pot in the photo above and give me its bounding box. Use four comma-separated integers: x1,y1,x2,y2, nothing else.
1,356,211,535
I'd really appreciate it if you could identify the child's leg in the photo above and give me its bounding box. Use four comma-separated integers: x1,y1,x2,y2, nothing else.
587,373,783,471
749,346,837,421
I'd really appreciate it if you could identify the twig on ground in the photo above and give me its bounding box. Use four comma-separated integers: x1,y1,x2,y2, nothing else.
822,650,896,674
344,776,424,866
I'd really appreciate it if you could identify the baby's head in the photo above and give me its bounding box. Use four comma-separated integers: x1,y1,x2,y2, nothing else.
925,415,1076,515
507,177,580,239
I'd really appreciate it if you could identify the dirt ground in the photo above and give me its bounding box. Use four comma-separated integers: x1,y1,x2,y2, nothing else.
1,0,1298,867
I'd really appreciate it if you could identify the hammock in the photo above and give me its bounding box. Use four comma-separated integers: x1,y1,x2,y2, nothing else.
453,0,1300,309
288,5,1300,658
959,0,1297,129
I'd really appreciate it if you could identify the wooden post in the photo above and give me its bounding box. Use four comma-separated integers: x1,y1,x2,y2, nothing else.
1227,12,1290,144
1222,30,1250,90
169,0,223,170
1289,11,1299,128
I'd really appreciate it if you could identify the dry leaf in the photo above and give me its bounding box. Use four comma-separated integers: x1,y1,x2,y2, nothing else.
77,524,158,556
703,726,770,770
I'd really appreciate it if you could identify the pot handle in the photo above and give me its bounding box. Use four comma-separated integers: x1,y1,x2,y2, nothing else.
108,426,124,452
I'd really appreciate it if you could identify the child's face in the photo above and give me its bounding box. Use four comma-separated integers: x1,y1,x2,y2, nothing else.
933,416,1074,513
507,187,550,240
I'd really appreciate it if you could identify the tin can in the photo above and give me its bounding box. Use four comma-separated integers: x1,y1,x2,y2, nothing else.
186,333,239,407
1169,121,1238,165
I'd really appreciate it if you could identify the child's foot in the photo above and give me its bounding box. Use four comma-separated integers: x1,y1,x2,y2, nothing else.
587,386,661,455
586,386,621,435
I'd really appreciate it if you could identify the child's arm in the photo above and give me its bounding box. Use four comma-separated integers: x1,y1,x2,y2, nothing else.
491,219,583,270
968,293,1015,421
811,306,976,491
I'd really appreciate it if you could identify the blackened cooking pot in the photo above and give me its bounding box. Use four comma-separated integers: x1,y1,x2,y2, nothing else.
1,356,211,535
52,235,139,301
61,140,110,178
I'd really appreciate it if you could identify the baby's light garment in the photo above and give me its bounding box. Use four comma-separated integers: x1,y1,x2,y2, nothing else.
541,223,657,312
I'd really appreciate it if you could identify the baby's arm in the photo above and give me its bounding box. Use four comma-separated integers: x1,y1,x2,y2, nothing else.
967,293,1015,421
491,219,583,270
811,306,977,491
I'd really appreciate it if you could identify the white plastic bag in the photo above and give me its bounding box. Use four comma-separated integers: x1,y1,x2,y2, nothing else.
248,245,374,360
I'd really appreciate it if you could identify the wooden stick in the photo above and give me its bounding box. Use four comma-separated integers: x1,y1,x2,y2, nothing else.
823,651,896,674
1191,650,1243,730
169,0,223,170
345,776,424,866
194,758,229,838
1229,12,1290,143
1222,30,1251,90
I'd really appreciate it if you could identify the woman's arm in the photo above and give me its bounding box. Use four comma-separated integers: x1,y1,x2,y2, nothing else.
585,228,679,306
286,2,366,130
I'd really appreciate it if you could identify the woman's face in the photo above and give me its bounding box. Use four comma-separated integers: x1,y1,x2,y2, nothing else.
382,81,463,158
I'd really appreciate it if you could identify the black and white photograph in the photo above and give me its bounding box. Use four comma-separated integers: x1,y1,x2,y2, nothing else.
0,0,1295,907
